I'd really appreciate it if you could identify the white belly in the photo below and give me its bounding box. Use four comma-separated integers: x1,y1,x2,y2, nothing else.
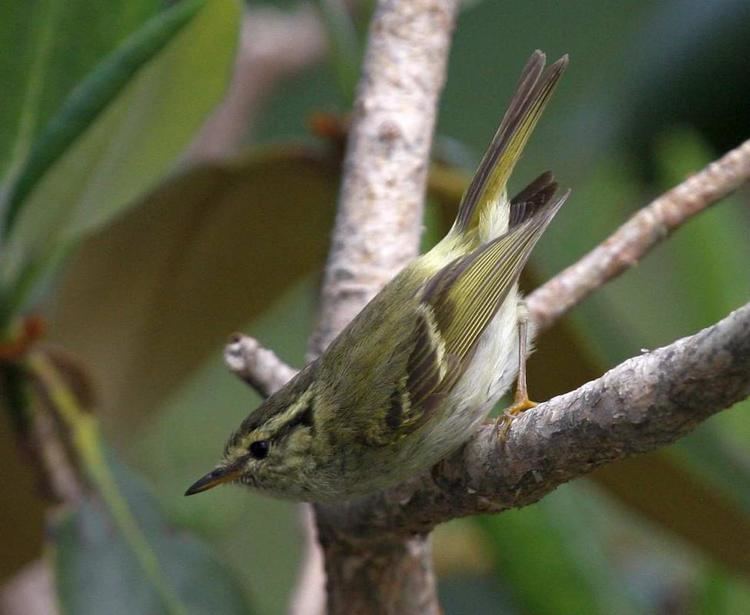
423,284,523,458
399,194,525,466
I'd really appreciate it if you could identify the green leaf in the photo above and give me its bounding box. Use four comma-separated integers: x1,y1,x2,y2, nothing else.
696,567,750,615
27,351,252,615
476,485,639,615
52,447,253,615
2,0,205,235
316,0,361,103
132,278,317,615
0,0,240,319
0,0,159,182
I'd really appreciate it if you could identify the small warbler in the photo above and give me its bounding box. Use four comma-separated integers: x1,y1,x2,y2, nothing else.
187,50,569,502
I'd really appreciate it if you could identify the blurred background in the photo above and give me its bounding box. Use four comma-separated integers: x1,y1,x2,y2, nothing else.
1,0,750,613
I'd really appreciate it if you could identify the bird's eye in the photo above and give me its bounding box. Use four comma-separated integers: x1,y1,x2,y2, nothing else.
249,440,270,460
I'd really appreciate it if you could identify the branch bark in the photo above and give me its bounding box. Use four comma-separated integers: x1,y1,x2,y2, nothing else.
314,302,750,544
0,561,58,615
225,334,298,397
307,0,459,359
527,137,750,331
304,0,459,613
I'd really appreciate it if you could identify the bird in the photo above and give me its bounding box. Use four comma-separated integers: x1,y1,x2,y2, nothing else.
186,50,569,502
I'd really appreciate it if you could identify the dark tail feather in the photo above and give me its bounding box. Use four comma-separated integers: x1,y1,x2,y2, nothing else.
509,171,558,228
453,51,568,235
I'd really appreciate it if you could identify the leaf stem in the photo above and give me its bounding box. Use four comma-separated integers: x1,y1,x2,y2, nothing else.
27,351,188,615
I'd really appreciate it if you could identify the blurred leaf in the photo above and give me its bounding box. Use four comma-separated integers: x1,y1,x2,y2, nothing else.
0,0,159,182
49,146,340,440
28,351,252,615
617,0,750,159
0,0,240,320
696,567,750,615
476,485,639,615
439,575,517,615
316,0,361,103
131,278,317,615
0,400,44,578
672,428,750,514
649,130,750,516
53,451,253,615
594,457,750,578
2,0,211,233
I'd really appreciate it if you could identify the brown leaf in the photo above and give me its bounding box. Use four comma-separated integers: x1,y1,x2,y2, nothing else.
49,145,339,442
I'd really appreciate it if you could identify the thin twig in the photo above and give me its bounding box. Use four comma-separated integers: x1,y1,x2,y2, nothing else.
528,138,750,331
224,334,297,397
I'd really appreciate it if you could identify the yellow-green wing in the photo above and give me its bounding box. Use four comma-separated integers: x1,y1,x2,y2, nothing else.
404,188,570,417
453,51,568,236
362,188,568,446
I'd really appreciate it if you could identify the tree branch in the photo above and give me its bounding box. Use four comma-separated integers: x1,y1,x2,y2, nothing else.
304,0,459,613
224,334,297,397
315,301,750,543
527,138,750,331
0,560,58,615
307,0,459,359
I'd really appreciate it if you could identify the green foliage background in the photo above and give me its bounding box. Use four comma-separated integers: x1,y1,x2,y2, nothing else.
1,0,750,613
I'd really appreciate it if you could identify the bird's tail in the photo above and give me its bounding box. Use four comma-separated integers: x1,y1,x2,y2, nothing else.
451,51,568,240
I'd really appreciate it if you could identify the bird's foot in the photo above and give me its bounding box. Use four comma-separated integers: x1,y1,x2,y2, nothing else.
495,396,537,441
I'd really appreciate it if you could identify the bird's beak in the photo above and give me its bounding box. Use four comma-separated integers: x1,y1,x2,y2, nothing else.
185,465,242,496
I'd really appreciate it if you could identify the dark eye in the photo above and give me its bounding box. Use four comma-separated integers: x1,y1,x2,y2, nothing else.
249,440,270,460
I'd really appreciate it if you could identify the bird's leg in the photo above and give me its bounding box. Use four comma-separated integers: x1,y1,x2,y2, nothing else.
496,303,537,439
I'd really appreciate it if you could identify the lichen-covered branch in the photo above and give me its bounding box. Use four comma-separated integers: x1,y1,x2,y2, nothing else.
315,302,750,544
527,138,750,332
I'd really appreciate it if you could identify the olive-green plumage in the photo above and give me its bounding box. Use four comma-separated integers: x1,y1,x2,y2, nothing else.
187,51,569,502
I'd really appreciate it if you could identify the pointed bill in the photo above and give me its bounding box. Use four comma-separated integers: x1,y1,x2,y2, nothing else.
185,465,242,496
